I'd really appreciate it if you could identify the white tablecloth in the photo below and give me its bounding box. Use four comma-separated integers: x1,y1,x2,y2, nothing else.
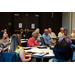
24,47,55,58
21,41,27,43
21,39,28,41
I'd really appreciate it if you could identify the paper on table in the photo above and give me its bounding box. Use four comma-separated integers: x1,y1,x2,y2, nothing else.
25,47,43,53
24,47,55,57
33,52,46,56
21,41,27,43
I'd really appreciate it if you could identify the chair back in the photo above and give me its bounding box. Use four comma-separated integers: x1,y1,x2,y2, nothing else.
0,52,19,62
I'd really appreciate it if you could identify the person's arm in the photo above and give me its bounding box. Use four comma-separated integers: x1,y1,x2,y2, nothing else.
42,36,50,46
51,40,55,44
71,33,74,38
53,32,56,38
0,48,2,53
58,32,60,37
58,36,65,42
68,36,72,43
19,49,31,62
3,45,10,51
25,54,31,58
27,39,35,47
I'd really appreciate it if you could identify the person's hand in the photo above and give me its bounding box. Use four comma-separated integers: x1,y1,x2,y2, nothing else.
0,48,2,53
26,54,31,58
68,40,72,43
29,57,31,61
0,50,1,53
73,34,75,37
42,44,48,47
72,35,74,38
51,40,55,44
28,54,31,58
37,38,41,41
63,36,68,39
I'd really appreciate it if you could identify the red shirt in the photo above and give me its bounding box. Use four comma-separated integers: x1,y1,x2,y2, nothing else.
27,37,40,47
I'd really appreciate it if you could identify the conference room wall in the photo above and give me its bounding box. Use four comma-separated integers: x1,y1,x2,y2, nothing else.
71,12,75,33
40,12,62,35
62,12,75,35
0,12,62,37
0,12,11,36
62,12,71,35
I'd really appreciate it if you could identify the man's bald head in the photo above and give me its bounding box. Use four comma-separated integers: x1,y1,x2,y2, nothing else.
44,29,48,35
60,27,64,33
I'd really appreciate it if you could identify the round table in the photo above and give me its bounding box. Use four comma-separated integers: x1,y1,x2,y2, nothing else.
24,47,55,58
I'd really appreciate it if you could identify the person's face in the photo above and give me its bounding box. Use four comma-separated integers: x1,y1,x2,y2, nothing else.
48,29,51,33
4,29,7,32
3,32,8,38
45,31,48,35
61,28,64,33
34,32,39,38
37,29,40,32
64,30,68,36
21,31,23,34
73,29,75,33
20,29,23,34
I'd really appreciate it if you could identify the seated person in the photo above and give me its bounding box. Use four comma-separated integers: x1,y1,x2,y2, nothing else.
49,42,72,62
8,34,31,62
36,28,41,38
4,29,7,33
20,29,26,39
58,27,64,37
27,31,40,47
0,32,10,51
42,29,55,46
58,29,72,44
35,29,47,46
48,28,56,38
71,28,75,38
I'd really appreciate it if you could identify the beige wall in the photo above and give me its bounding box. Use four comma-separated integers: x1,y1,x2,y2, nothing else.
71,12,75,32
62,12,71,35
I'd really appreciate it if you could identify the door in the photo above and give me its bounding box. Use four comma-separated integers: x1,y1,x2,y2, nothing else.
13,13,40,38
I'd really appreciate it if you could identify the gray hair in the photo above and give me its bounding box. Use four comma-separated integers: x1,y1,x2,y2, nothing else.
32,30,39,36
32,31,35,36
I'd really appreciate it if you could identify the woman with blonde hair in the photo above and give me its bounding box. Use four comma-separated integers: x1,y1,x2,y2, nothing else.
8,34,31,62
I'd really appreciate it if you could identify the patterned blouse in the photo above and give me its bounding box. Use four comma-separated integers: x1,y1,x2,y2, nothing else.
49,32,56,38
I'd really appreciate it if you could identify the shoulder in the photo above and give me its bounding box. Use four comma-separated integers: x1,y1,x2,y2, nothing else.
17,46,23,50
39,33,41,35
71,33,74,35
28,37,35,41
52,32,55,34
58,32,61,34
42,33,45,36
42,34,45,37
68,35,71,38
15,46,23,53
59,34,64,38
